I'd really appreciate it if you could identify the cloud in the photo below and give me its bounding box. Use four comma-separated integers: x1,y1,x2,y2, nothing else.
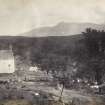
0,0,105,35
0,0,40,35
34,0,105,26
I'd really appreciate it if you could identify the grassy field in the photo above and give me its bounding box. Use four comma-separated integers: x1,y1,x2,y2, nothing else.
0,100,32,105
0,82,104,105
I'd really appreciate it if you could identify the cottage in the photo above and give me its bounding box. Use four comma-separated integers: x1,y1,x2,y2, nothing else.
0,47,15,73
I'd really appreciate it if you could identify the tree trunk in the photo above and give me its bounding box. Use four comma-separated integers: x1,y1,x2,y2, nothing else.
95,69,102,93
59,84,64,102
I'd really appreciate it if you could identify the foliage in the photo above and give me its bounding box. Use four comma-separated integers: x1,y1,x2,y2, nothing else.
80,28,105,92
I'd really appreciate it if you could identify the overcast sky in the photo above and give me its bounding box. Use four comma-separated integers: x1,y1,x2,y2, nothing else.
0,0,105,35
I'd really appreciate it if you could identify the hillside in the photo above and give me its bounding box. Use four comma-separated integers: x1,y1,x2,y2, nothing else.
0,34,84,55
0,34,85,69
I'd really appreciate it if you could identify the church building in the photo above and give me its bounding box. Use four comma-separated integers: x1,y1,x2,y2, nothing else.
0,45,15,73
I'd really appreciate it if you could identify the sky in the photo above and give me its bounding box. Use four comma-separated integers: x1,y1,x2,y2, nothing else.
0,0,105,35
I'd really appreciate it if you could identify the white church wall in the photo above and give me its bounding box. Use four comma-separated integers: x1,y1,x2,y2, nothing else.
0,59,15,73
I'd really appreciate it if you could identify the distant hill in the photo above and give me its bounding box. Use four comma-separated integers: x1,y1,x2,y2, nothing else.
0,34,84,50
0,34,84,58
19,22,105,37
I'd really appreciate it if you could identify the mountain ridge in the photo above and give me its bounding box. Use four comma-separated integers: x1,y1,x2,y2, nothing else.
18,22,105,37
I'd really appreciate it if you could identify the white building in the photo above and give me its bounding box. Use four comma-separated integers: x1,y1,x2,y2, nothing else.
0,48,15,73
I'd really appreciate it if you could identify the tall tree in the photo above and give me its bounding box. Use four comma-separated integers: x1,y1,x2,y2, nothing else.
82,28,105,93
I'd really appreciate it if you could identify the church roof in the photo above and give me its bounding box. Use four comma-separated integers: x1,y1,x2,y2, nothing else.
0,50,14,60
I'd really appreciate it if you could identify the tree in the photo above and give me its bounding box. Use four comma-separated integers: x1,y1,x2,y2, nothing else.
82,28,105,93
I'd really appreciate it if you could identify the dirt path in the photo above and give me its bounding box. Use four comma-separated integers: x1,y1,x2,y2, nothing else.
21,82,105,105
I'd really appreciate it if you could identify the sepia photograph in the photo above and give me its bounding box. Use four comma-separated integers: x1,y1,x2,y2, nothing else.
0,0,105,105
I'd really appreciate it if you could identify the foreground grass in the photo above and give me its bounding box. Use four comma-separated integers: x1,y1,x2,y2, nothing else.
0,100,32,105
0,98,104,105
